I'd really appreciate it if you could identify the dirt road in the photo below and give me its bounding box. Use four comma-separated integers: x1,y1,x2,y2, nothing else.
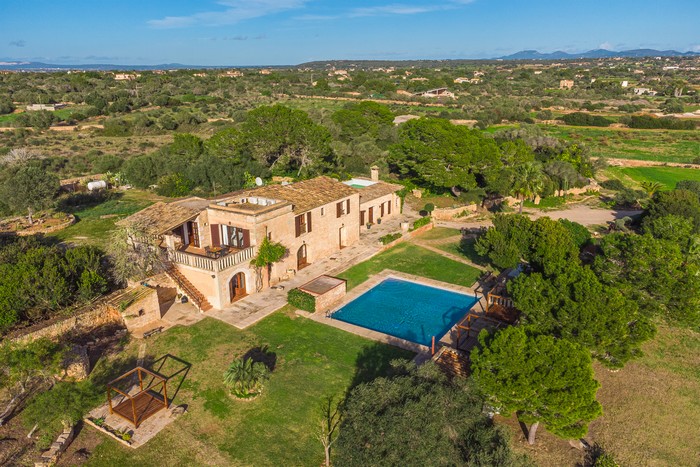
438,205,642,229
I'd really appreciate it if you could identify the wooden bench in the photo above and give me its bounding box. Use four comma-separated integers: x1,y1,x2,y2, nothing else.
143,326,163,339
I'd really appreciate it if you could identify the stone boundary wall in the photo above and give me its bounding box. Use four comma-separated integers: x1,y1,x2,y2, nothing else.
432,205,477,221
313,281,347,312
17,214,76,236
10,303,124,344
35,424,74,467
376,221,434,253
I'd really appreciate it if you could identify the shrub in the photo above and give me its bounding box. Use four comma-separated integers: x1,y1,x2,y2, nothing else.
600,179,625,191
620,115,697,130
287,288,316,312
423,203,435,214
560,112,612,127
411,216,431,231
223,357,270,398
379,232,402,245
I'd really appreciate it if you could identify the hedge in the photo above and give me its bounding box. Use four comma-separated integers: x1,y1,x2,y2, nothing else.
411,216,432,231
287,288,316,312
379,232,402,245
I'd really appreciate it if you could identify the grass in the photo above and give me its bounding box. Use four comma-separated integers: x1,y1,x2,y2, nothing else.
50,189,162,247
604,166,700,190
504,325,700,466
337,242,482,290
82,312,414,466
415,226,461,241
543,125,700,163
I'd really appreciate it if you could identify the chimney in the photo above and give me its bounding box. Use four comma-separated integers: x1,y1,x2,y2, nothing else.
370,166,379,182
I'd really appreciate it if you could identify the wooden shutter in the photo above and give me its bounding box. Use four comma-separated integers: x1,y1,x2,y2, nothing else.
360,211,365,225
346,199,350,215
295,215,302,237
336,202,342,218
210,224,220,247
242,229,250,248
307,212,312,233
387,200,392,215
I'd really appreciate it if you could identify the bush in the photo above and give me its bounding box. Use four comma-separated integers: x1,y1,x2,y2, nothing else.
287,288,316,312
423,203,435,214
411,216,432,231
560,112,612,127
620,115,697,130
558,219,591,248
600,179,626,191
380,232,402,245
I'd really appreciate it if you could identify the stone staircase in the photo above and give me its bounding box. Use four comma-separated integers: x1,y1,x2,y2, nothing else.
164,265,213,312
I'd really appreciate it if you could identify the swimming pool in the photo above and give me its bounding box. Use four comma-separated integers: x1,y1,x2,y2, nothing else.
331,278,478,347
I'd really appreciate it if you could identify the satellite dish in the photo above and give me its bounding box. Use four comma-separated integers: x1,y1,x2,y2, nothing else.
255,177,263,186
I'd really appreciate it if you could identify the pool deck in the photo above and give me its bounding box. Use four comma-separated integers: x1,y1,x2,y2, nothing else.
303,269,487,358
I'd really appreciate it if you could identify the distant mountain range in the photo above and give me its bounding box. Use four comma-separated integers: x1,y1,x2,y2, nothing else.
497,48,700,60
1,48,698,71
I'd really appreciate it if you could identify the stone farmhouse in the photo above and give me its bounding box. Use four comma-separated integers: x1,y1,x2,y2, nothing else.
120,171,401,311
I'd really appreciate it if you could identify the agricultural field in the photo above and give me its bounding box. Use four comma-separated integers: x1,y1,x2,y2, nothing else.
543,125,700,163
604,165,700,190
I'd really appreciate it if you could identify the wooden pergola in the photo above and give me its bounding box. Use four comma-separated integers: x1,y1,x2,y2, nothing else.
107,367,168,428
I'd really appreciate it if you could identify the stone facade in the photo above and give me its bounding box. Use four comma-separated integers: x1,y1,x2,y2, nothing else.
123,176,401,310
119,281,177,332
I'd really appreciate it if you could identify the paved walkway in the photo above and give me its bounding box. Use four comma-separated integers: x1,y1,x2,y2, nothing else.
206,214,412,329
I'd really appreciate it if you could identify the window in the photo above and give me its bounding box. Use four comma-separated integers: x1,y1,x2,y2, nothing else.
295,212,312,237
336,199,351,218
321,207,325,216
221,225,249,248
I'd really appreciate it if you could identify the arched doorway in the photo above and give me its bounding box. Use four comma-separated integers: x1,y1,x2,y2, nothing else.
297,244,308,270
229,272,247,303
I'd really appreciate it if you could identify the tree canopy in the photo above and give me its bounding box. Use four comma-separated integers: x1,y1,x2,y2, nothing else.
389,117,501,195
471,326,602,444
509,264,655,368
335,362,530,466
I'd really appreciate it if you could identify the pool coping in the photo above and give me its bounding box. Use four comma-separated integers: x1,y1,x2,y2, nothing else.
303,270,486,355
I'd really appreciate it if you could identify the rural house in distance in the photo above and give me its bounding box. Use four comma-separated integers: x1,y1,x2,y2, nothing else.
120,170,401,311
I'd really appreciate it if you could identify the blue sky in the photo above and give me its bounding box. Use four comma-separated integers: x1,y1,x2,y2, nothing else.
1,0,699,65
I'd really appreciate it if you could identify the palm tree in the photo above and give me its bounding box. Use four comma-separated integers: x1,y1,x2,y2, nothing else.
640,181,664,197
223,357,270,397
512,162,545,214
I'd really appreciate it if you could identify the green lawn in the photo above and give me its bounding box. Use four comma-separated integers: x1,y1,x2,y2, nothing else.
83,312,414,466
337,242,482,290
415,226,461,241
50,189,161,247
605,166,700,190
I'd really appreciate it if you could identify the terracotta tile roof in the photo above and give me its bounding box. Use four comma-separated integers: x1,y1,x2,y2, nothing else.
352,179,403,204
216,176,358,213
118,197,209,235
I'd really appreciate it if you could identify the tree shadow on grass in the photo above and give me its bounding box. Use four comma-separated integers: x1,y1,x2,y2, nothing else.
347,342,415,396
242,345,277,372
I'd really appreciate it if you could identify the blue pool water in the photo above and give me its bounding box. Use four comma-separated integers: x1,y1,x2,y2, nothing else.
331,278,478,347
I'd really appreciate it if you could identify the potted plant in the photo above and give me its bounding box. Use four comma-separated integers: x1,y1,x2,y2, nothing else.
366,222,372,230
377,218,382,224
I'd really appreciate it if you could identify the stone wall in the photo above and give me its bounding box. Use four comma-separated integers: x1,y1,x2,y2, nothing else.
431,204,477,221
314,281,347,312
120,284,176,331
35,424,74,467
10,304,124,344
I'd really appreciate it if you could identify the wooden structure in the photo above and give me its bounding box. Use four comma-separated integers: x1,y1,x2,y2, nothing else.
107,367,168,428
455,313,504,351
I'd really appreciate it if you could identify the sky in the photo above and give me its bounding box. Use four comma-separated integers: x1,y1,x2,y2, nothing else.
1,0,699,66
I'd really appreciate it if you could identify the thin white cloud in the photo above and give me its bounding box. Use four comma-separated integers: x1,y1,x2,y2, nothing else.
297,1,477,21
149,0,307,29
350,4,434,17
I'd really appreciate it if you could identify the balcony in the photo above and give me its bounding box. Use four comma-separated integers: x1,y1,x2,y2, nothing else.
168,245,257,272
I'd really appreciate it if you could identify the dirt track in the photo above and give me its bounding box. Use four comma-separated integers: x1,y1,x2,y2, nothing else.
438,205,642,229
